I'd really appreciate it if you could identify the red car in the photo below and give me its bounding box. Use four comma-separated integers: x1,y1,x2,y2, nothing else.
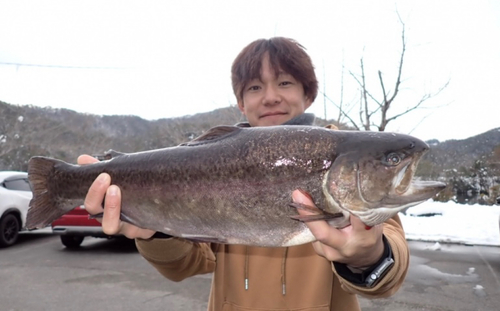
51,205,117,248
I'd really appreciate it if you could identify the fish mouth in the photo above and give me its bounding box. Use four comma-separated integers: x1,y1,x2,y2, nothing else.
384,180,446,205
388,155,446,205
357,155,446,206
393,157,416,195
353,156,445,226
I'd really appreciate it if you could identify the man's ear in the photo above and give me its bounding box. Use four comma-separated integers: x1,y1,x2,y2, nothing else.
304,96,313,110
237,100,246,113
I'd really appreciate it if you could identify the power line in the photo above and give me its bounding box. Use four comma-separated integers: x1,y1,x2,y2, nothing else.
0,61,125,70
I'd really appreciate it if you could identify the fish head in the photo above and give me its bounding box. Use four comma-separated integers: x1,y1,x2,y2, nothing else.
323,132,446,226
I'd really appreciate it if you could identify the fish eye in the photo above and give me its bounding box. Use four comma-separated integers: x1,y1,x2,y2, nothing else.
385,153,402,166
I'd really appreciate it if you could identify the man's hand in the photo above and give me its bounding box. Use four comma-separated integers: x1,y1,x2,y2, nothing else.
77,155,155,240
292,189,385,268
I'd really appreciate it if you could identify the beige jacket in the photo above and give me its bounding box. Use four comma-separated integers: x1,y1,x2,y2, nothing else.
136,215,408,311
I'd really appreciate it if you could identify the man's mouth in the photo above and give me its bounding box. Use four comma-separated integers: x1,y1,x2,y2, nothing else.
260,112,287,119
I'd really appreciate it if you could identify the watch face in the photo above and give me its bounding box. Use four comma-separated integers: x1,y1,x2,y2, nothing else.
365,257,395,287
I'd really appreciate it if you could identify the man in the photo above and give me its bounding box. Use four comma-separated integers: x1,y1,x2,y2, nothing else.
79,37,409,310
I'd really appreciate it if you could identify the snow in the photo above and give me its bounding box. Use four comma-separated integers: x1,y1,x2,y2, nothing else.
401,200,500,247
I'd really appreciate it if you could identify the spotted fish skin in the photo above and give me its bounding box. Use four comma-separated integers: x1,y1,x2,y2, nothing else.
26,125,445,247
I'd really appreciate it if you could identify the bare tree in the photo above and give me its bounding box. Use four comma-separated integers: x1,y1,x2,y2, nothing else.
326,15,449,132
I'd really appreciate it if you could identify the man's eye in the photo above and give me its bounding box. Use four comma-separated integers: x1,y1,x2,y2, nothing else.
280,81,292,86
248,85,260,91
385,153,402,166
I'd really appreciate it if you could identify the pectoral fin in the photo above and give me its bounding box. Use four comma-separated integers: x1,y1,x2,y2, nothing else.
289,202,344,222
290,214,342,222
289,202,322,214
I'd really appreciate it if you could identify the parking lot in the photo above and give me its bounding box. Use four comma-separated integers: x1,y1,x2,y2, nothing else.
1,232,499,311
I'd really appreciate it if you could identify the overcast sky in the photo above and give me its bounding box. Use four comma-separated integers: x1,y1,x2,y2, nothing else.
0,0,499,142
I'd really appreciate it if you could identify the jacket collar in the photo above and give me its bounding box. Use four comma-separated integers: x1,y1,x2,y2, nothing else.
235,113,316,128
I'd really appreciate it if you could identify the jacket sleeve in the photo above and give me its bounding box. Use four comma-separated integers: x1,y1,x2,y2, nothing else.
332,214,410,298
135,237,216,282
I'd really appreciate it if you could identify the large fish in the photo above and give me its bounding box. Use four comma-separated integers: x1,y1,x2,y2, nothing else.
26,125,445,247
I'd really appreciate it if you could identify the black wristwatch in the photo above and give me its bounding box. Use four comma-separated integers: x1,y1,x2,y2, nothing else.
333,235,395,288
364,255,395,287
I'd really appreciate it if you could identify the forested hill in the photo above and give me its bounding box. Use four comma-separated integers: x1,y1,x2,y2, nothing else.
0,100,342,169
0,100,243,170
419,128,500,178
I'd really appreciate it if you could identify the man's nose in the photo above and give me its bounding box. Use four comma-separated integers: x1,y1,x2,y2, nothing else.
262,85,281,105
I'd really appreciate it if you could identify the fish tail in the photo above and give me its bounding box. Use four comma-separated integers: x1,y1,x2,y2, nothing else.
26,156,75,229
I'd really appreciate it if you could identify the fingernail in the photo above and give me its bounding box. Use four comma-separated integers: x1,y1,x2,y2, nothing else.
97,173,106,182
97,173,109,184
365,225,372,230
108,185,118,196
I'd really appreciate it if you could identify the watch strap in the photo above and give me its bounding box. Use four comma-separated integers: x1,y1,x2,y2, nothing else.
333,235,394,288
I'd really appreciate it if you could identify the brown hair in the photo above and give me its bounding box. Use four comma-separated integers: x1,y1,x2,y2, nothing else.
231,37,318,102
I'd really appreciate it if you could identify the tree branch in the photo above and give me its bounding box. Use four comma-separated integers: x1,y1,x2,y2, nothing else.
385,79,450,124
320,91,360,130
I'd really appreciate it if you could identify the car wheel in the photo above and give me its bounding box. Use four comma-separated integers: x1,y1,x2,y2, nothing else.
0,213,20,248
60,235,85,248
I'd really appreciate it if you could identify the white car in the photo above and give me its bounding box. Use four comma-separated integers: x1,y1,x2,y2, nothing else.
498,197,500,243
0,171,32,247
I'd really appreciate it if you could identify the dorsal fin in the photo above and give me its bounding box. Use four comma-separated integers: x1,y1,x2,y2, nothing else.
93,149,126,161
182,125,241,146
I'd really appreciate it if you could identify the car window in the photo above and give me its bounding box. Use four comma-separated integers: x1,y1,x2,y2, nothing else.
2,177,32,192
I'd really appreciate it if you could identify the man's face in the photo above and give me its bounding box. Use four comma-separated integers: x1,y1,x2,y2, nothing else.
237,54,312,127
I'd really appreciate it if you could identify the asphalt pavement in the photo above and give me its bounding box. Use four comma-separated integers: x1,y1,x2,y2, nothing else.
1,232,499,311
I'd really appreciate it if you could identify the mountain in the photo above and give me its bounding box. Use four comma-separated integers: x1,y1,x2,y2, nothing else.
0,100,245,170
417,128,500,205
420,128,500,177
